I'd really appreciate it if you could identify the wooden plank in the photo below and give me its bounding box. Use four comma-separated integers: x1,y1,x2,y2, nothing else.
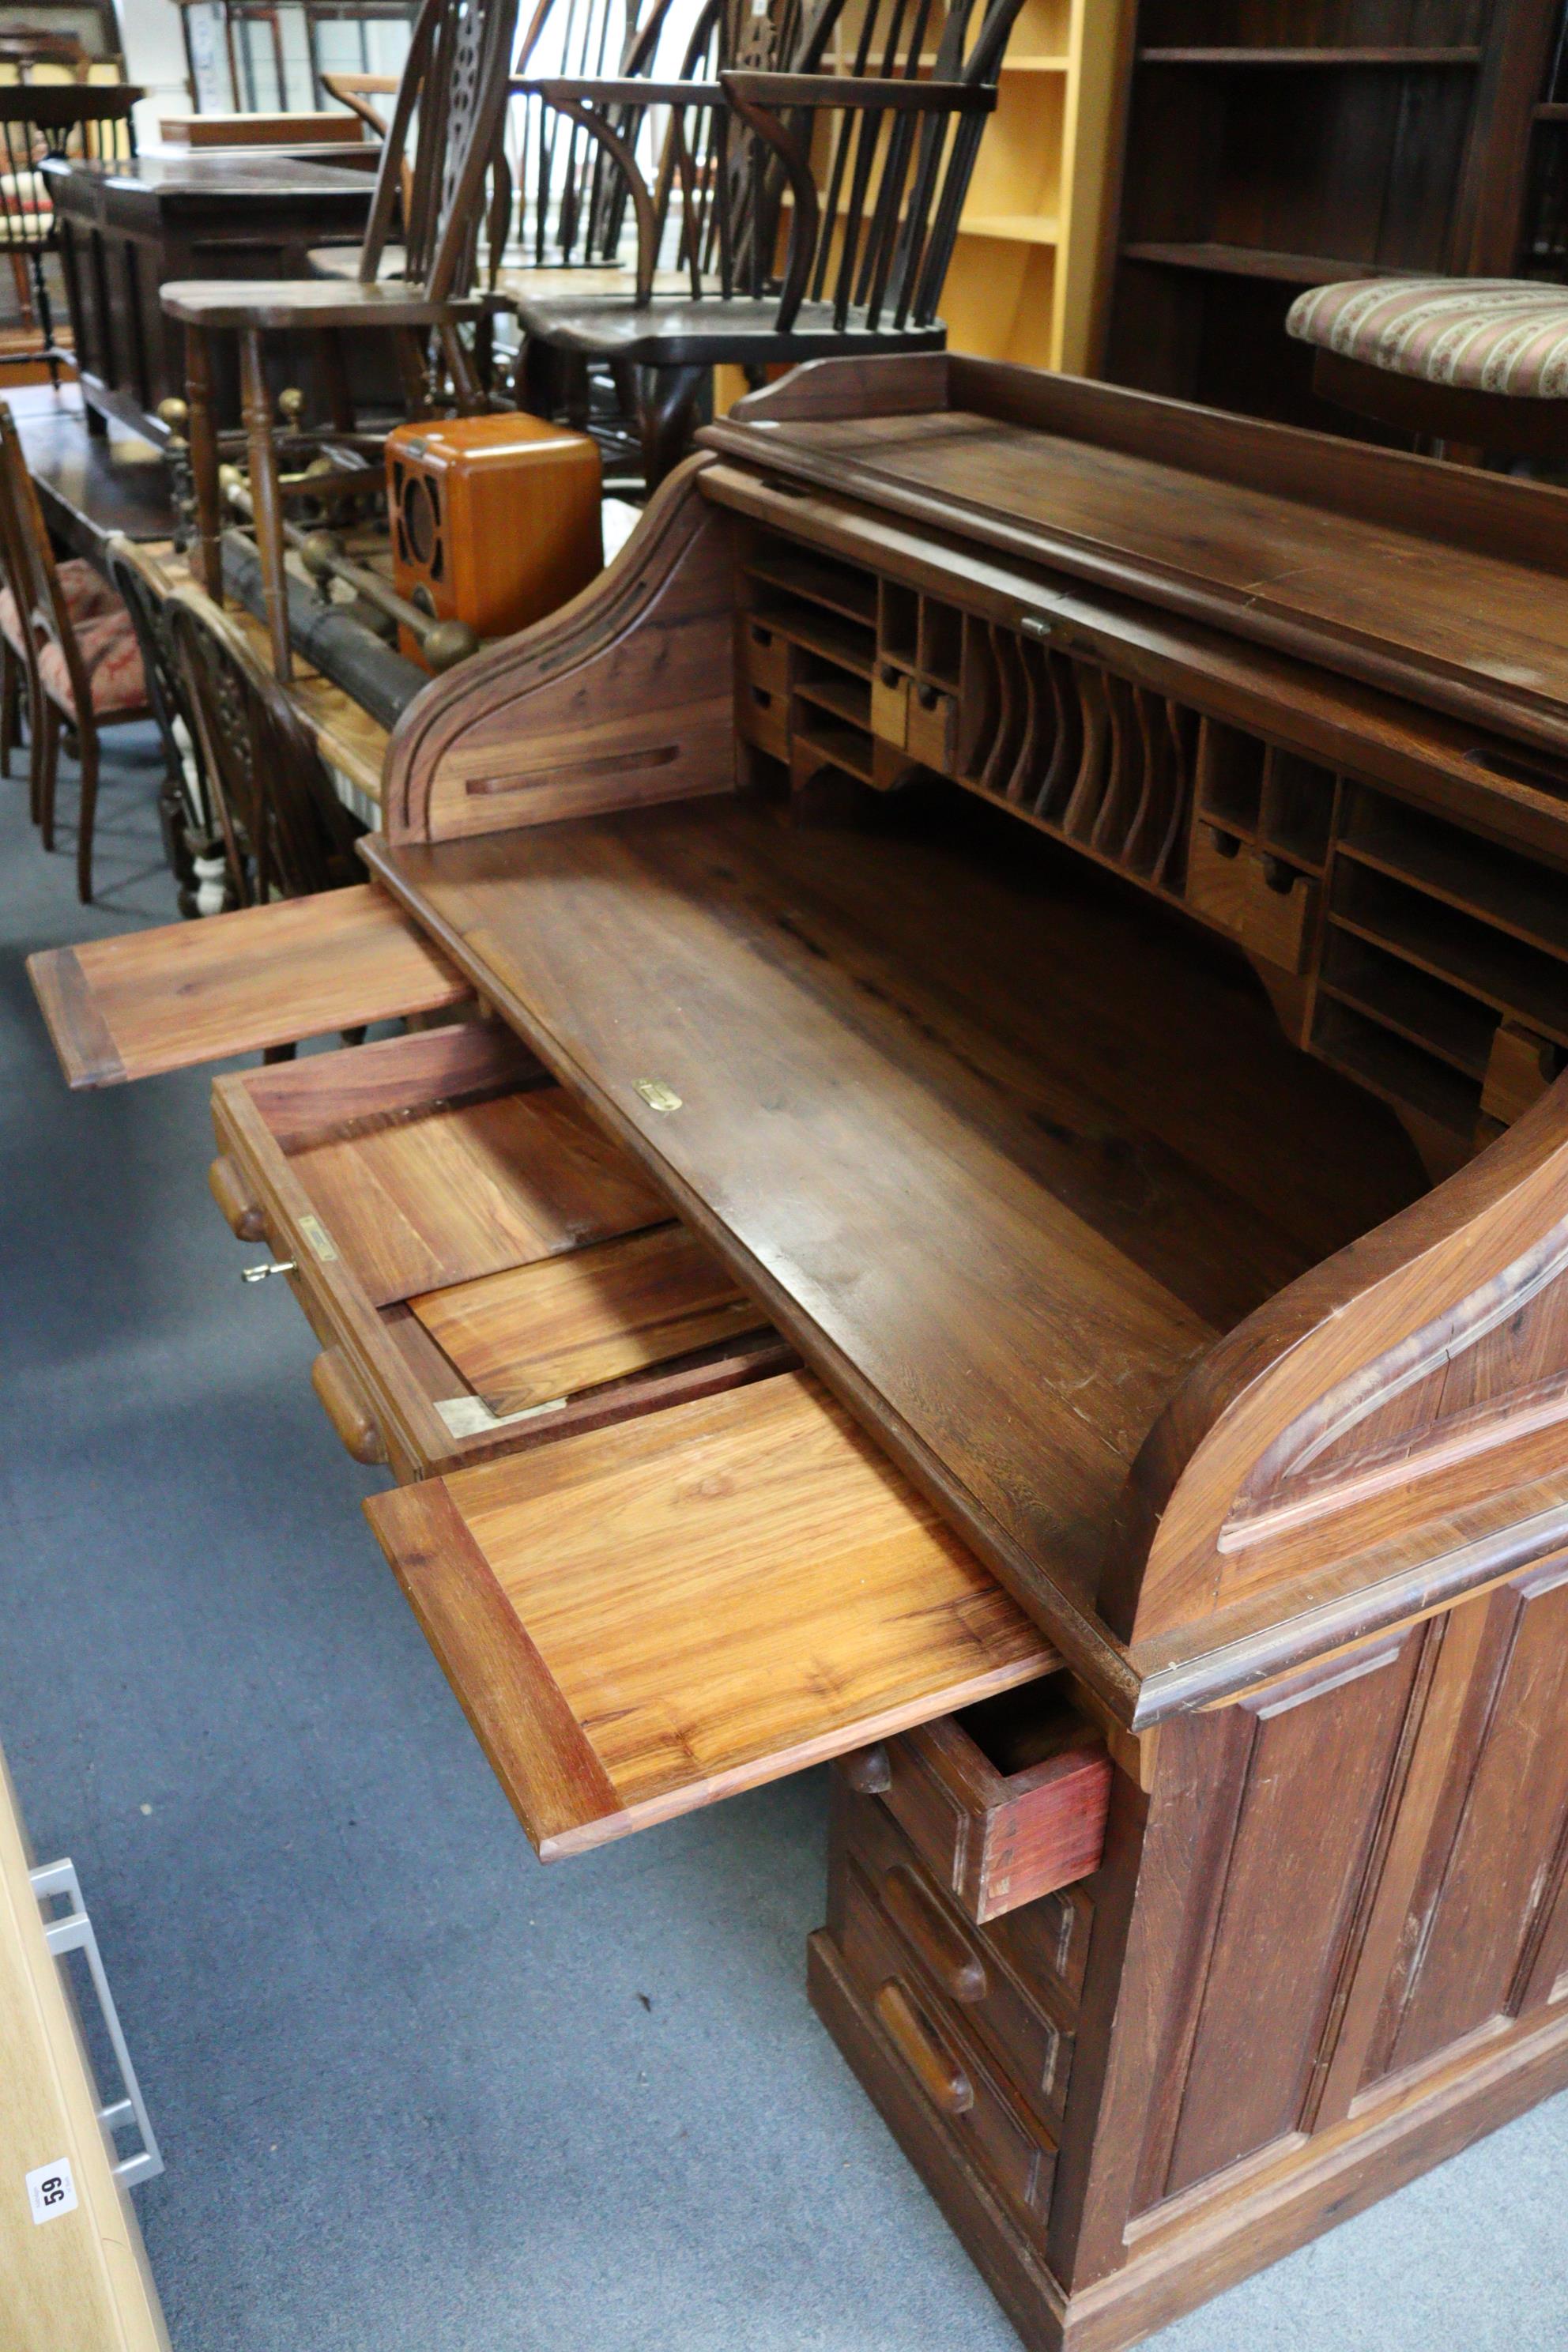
289,1085,672,1306
364,1372,1059,1857
28,887,469,1088
0,1752,171,2352
410,1223,766,1412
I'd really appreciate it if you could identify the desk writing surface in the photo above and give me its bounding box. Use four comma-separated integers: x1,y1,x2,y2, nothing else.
367,792,1418,1644
717,407,1568,752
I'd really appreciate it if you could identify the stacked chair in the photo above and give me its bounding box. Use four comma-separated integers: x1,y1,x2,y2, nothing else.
160,0,519,680
0,403,149,902
507,0,1027,480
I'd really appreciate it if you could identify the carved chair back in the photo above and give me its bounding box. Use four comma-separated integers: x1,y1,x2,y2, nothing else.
104,536,221,896
166,585,364,906
356,0,520,296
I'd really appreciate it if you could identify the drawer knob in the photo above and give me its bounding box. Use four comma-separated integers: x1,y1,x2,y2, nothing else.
881,1864,988,2004
209,1155,266,1242
842,1743,892,1796
873,1979,974,2116
311,1348,388,1467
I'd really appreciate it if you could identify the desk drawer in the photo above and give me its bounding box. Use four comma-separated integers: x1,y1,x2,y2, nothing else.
840,1781,1076,2128
841,1686,1111,1925
212,1019,790,1482
839,1860,1055,2237
365,1367,1059,1859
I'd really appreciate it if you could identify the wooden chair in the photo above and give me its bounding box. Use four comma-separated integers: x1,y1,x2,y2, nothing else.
1287,277,1568,460
161,0,518,681
510,0,1024,482
0,402,149,899
104,535,231,917
0,84,139,386
165,583,365,906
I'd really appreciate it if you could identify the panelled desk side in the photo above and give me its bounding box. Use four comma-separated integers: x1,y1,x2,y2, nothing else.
28,352,1568,2352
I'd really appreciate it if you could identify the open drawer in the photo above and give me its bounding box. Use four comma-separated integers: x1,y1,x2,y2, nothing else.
211,1017,793,1483
28,884,469,1087
365,1370,1074,1858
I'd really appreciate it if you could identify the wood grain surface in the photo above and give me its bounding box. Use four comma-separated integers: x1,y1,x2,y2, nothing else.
410,1221,764,1411
365,1371,1059,1856
28,885,466,1087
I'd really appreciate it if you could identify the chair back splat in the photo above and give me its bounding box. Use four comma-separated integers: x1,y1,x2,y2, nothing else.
358,0,519,296
166,586,364,906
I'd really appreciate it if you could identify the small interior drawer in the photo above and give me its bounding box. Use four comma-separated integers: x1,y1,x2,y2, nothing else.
842,1685,1111,1925
735,614,793,696
211,1018,790,1481
364,1369,1059,1859
1187,823,1318,974
838,1860,1055,2237
839,1782,1076,2129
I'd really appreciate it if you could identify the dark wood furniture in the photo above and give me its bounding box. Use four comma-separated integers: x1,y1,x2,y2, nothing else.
0,399,147,898
1095,0,1563,435
44,150,375,444
164,580,365,903
0,83,140,386
512,0,1026,481
10,396,172,564
29,350,1568,2346
162,0,519,681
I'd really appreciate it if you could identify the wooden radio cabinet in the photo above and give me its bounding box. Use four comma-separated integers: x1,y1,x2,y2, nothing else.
30,350,1568,2350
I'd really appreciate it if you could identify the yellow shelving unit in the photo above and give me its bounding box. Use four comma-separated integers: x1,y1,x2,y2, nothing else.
815,0,1126,371
940,0,1126,369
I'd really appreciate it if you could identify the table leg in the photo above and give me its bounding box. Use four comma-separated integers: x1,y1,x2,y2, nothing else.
239,326,292,682
184,326,224,605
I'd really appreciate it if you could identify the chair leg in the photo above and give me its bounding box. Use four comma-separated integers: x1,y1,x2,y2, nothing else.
184,326,224,605
315,329,355,434
1,640,16,782
75,721,99,903
239,326,291,682
639,364,708,489
37,699,59,851
516,335,560,418
9,251,31,326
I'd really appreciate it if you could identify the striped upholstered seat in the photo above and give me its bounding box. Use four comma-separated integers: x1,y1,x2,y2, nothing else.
1287,278,1568,401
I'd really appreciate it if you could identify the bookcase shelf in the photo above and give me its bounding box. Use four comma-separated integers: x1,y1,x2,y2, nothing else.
1098,0,1561,437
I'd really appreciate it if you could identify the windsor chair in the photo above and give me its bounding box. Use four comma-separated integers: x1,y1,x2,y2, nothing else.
510,0,1024,481
162,0,518,680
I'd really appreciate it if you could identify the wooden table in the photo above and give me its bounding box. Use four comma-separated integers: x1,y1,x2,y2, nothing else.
43,153,375,445
12,393,173,566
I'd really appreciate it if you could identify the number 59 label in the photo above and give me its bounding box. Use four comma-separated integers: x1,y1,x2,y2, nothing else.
26,2157,77,2224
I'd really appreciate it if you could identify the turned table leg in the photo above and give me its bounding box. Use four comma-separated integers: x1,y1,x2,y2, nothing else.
238,326,292,683
184,326,224,606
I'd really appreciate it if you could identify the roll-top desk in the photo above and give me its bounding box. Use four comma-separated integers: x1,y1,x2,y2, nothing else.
30,352,1568,2350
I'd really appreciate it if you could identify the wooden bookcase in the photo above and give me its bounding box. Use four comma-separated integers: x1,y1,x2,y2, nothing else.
1517,2,1568,275
1093,0,1560,432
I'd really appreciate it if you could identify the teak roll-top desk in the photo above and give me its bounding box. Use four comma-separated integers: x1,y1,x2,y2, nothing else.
30,352,1568,2350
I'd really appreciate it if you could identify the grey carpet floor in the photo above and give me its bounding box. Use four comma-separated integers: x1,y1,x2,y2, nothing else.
2,729,1566,2351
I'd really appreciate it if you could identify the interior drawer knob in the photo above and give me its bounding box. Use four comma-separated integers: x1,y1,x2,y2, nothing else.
873,1978,974,2116
881,1864,988,2003
311,1348,388,1467
209,1154,266,1241
842,1743,892,1796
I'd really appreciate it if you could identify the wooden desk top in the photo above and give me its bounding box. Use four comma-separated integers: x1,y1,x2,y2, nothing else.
705,357,1568,759
365,792,1418,1705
